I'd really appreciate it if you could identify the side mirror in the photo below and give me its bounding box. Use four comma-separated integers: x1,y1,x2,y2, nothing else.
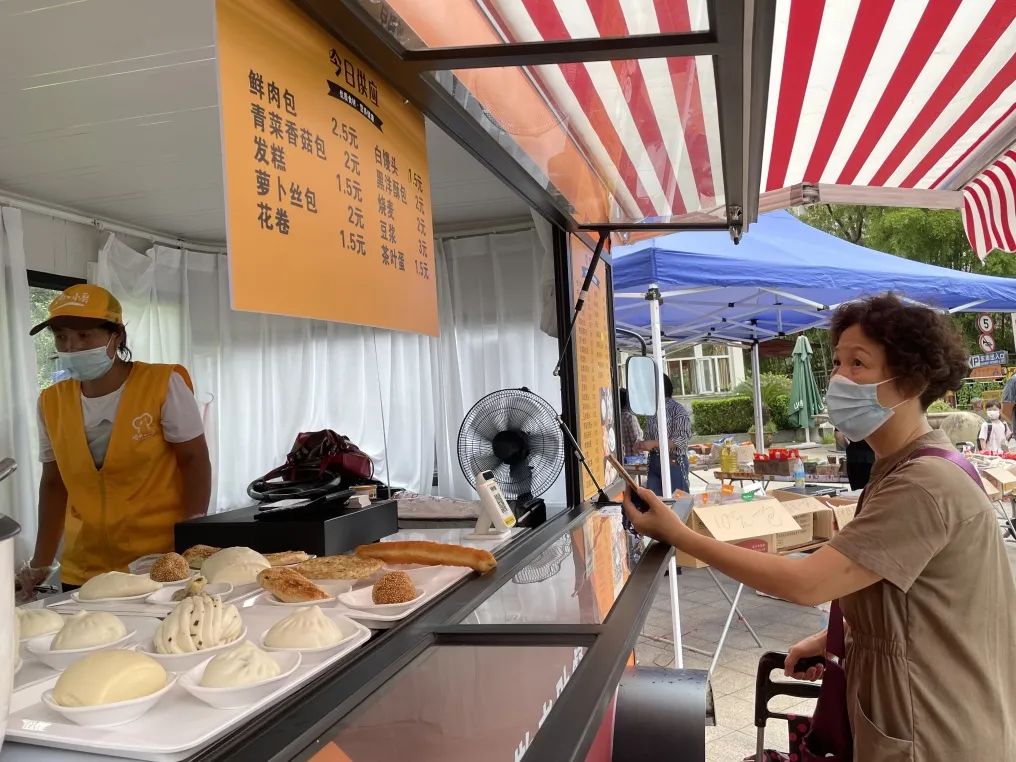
626,356,658,416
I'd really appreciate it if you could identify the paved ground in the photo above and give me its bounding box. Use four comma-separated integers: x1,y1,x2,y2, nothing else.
634,454,1016,761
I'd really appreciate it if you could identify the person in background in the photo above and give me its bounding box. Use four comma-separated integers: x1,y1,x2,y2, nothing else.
618,388,644,464
978,401,1013,452
834,429,876,490
1003,372,1016,430
623,294,1016,760
18,285,211,594
637,374,691,495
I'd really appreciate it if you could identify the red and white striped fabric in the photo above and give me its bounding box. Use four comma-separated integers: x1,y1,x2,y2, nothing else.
400,0,1016,226
763,0,1016,193
963,146,1016,259
474,0,722,223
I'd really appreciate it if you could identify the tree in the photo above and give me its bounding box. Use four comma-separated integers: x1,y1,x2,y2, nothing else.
29,286,58,390
797,204,1016,356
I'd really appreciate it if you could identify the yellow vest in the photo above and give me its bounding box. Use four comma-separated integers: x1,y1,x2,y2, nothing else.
40,362,194,585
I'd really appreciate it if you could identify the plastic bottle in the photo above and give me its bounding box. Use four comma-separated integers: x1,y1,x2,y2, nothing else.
792,456,806,488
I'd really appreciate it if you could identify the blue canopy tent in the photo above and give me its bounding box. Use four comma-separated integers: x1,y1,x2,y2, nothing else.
612,210,1016,667
614,210,1016,347
613,210,1016,456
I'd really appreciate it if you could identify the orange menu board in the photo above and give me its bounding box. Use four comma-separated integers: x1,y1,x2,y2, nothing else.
216,0,438,335
570,237,618,500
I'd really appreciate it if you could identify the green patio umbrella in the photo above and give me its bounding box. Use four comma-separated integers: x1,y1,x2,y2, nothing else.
789,335,823,442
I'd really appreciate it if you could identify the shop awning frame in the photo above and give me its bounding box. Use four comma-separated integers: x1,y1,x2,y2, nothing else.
295,0,778,242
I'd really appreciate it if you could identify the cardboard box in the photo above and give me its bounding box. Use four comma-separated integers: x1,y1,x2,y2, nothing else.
675,497,801,568
767,491,830,550
981,476,1002,501
815,496,858,532
983,467,1016,496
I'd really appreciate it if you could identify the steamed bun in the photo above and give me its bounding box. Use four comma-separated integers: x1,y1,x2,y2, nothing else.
200,641,281,688
154,593,243,654
264,606,345,649
201,547,271,585
53,651,166,707
78,571,161,601
51,611,127,651
17,607,64,639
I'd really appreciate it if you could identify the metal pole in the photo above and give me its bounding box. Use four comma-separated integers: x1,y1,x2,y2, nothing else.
709,582,745,675
751,340,765,452
649,286,671,497
648,284,683,668
707,568,763,647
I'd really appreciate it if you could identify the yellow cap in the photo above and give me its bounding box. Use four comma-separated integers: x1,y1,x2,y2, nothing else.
29,284,123,336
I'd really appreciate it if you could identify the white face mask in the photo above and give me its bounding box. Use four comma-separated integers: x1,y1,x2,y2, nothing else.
988,409,1001,421
825,375,911,442
53,335,115,382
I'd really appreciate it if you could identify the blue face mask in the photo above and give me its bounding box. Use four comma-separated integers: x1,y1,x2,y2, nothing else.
53,338,115,382
825,375,909,442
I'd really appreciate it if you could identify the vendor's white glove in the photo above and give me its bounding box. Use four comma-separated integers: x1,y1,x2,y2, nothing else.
16,560,58,603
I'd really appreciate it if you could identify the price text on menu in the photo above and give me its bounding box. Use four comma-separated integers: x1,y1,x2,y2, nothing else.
570,239,618,499
216,0,438,336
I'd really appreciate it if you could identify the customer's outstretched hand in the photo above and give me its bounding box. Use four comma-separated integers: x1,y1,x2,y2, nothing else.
621,486,684,545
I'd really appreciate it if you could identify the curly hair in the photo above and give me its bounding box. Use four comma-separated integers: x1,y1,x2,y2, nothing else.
829,294,969,409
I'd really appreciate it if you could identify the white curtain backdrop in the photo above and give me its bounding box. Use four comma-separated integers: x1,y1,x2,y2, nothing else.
433,229,565,506
94,225,563,510
96,237,435,511
0,207,41,562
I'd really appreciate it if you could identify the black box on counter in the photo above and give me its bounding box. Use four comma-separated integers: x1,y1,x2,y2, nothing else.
174,498,398,557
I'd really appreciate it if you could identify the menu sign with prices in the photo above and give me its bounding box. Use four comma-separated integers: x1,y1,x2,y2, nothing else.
216,0,438,335
570,238,618,500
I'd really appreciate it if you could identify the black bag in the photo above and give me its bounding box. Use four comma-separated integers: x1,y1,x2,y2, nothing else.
247,430,374,502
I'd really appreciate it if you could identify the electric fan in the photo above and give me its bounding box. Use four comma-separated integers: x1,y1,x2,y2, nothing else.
457,388,566,522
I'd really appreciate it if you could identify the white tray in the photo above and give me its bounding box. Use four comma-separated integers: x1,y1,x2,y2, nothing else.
334,565,470,628
6,607,371,762
15,616,161,693
45,583,260,618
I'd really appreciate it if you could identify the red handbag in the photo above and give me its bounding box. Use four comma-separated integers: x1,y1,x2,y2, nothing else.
800,598,852,760
247,430,374,502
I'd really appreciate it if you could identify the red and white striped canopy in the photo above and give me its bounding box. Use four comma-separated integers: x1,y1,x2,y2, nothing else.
381,0,1016,229
964,145,1016,259
763,0,1016,194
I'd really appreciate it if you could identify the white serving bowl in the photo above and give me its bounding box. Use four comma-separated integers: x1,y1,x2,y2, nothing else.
144,583,233,605
337,586,425,613
136,628,247,672
27,631,137,672
179,651,301,709
259,612,361,665
260,580,352,607
42,675,177,727
71,588,160,604
19,618,66,660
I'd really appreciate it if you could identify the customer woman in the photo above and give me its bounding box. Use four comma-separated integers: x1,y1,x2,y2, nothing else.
624,294,1016,760
19,284,211,592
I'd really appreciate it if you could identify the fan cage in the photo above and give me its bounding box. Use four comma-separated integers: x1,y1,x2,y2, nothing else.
457,388,565,501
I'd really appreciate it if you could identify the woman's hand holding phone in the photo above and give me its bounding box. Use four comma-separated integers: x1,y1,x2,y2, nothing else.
621,485,687,545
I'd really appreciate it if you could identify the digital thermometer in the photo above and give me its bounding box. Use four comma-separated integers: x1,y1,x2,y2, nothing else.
467,470,516,539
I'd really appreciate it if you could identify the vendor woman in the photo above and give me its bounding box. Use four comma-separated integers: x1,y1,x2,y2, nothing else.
19,285,211,592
